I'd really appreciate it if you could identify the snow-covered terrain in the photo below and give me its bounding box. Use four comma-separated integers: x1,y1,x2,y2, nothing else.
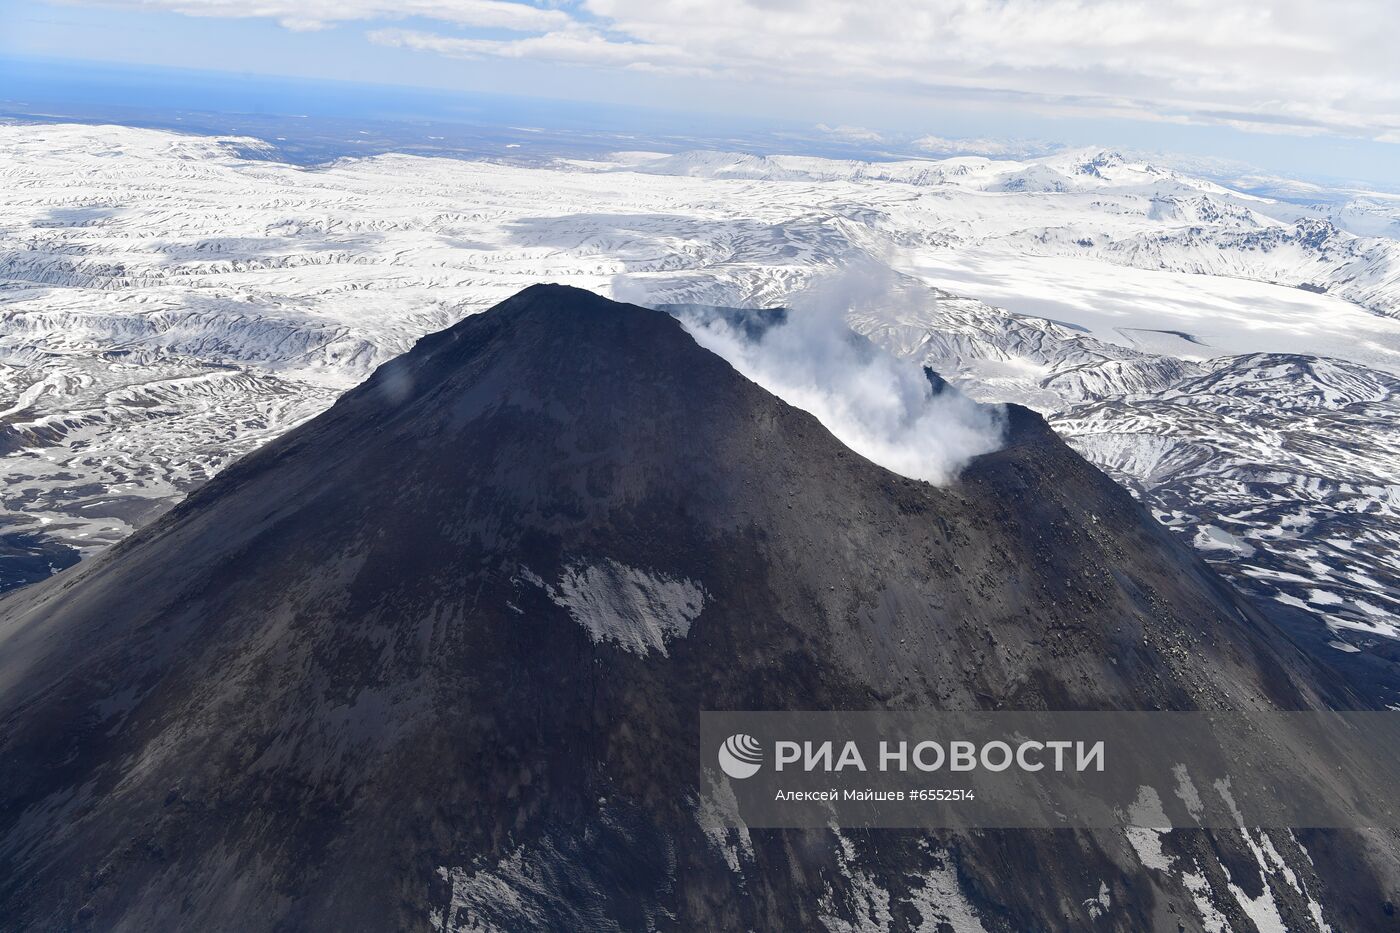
607,148,1400,327
1,121,1396,647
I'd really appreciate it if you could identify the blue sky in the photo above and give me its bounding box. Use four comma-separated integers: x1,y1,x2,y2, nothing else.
4,0,1399,187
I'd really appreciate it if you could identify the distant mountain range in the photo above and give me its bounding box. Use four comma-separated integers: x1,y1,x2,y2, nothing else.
0,121,1396,696
602,146,1400,314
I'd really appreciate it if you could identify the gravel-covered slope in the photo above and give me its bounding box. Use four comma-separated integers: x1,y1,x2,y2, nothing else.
0,286,1392,931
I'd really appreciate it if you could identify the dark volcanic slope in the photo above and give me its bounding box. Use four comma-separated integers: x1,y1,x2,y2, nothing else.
0,285,1392,931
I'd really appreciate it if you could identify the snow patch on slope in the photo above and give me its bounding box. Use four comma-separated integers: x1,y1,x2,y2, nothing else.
905,844,992,933
525,561,705,657
694,777,754,874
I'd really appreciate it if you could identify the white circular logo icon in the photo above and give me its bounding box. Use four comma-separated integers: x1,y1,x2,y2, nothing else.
718,733,763,779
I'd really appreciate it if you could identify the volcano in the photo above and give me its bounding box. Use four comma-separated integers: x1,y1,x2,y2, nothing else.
0,285,1392,931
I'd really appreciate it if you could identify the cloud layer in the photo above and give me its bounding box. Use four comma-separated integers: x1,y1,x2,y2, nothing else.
72,0,1400,144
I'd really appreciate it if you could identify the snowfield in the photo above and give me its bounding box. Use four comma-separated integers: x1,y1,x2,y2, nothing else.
0,121,1396,643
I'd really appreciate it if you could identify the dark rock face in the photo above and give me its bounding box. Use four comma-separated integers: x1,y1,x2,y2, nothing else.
0,285,1393,931
0,528,81,593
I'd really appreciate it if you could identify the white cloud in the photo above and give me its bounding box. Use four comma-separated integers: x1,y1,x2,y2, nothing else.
65,0,1400,143
368,27,686,70
84,0,571,32
570,0,1400,141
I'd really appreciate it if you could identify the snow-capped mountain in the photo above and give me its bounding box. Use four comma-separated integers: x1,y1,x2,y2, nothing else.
0,286,1381,932
1,122,1397,669
1063,355,1400,637
607,146,1400,322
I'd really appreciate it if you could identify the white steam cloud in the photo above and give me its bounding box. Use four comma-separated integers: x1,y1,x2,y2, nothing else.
662,266,1006,484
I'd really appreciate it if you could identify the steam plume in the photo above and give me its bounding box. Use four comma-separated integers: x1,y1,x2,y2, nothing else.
654,265,1006,484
